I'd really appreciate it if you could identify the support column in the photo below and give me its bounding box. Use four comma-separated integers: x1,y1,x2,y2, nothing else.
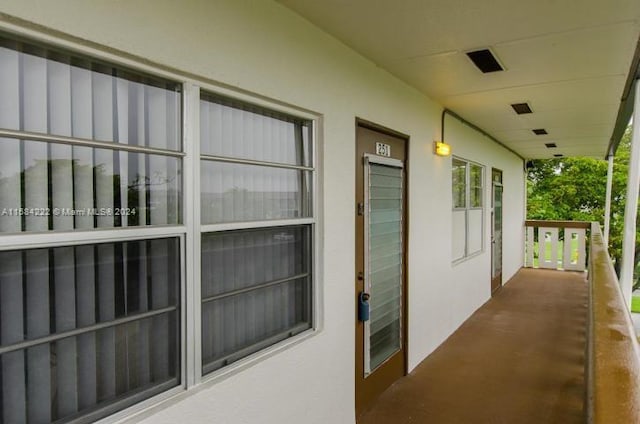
604,154,614,245
620,81,640,308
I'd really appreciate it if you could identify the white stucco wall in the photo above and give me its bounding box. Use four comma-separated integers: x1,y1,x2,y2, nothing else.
0,1,524,423
407,115,525,368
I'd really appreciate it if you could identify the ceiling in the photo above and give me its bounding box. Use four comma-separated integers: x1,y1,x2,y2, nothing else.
278,0,640,159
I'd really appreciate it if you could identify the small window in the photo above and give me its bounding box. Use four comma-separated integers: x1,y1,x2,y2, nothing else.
452,158,485,261
199,93,314,375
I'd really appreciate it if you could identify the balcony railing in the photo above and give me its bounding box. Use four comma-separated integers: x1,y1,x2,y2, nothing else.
586,221,640,423
526,220,640,422
525,220,589,271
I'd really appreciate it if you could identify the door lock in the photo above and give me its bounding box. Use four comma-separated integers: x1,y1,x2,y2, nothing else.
358,292,370,322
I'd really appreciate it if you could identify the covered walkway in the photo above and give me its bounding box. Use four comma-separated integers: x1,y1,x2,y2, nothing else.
359,268,588,424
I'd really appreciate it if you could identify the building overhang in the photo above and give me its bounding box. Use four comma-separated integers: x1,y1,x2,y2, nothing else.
278,0,640,159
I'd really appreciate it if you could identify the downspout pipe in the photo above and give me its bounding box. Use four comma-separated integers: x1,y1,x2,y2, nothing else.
441,109,525,162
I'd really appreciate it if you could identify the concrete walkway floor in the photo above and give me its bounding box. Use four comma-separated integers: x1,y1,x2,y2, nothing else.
359,268,588,424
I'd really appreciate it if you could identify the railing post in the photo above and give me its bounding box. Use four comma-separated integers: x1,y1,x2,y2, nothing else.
525,225,534,267
563,228,586,271
538,227,559,269
603,154,614,246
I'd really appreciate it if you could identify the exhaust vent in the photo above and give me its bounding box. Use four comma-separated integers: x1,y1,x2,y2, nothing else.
545,143,557,148
532,129,548,135
554,154,564,158
511,103,533,114
466,49,504,73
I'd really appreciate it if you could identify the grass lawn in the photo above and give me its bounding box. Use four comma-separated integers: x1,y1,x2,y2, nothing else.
632,296,640,313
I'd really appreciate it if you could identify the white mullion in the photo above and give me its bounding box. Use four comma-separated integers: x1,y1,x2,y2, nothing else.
0,226,186,251
481,166,486,251
184,83,202,385
200,218,315,234
465,162,470,258
312,119,323,331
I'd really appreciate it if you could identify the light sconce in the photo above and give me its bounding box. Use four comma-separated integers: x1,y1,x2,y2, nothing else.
434,141,451,157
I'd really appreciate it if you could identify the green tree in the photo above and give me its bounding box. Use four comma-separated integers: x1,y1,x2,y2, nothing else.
527,126,639,287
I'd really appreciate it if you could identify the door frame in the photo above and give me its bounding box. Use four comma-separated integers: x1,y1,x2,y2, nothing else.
491,168,503,294
354,118,409,417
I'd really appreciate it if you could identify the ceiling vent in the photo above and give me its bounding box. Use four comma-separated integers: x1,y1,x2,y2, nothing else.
532,129,548,135
511,103,533,114
466,49,504,73
545,143,557,148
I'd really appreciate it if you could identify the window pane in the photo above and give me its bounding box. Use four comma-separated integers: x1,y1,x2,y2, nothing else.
0,38,181,150
200,161,311,224
468,208,483,254
470,164,483,208
452,209,466,260
201,226,312,374
452,159,466,208
0,138,182,233
200,94,312,166
0,238,180,423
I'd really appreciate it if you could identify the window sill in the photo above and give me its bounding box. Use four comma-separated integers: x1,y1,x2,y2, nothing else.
452,249,485,266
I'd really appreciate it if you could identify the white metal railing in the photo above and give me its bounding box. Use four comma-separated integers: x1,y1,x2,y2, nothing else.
524,220,589,271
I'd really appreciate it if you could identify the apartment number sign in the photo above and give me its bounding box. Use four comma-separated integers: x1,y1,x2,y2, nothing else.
376,142,391,157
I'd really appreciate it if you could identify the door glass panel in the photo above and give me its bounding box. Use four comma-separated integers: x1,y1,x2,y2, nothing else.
492,185,503,277
367,162,402,372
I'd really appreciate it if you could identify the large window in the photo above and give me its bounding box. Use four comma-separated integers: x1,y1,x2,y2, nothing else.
0,35,183,423
199,93,314,375
452,158,484,261
0,32,317,423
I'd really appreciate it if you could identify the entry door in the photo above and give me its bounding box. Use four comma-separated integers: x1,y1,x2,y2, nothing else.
355,123,407,417
491,169,503,294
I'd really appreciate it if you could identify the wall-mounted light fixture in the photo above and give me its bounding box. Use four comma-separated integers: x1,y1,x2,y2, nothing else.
434,141,451,157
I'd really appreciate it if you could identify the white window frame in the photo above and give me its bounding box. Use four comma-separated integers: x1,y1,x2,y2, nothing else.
452,156,485,263
0,20,323,424
195,87,319,381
